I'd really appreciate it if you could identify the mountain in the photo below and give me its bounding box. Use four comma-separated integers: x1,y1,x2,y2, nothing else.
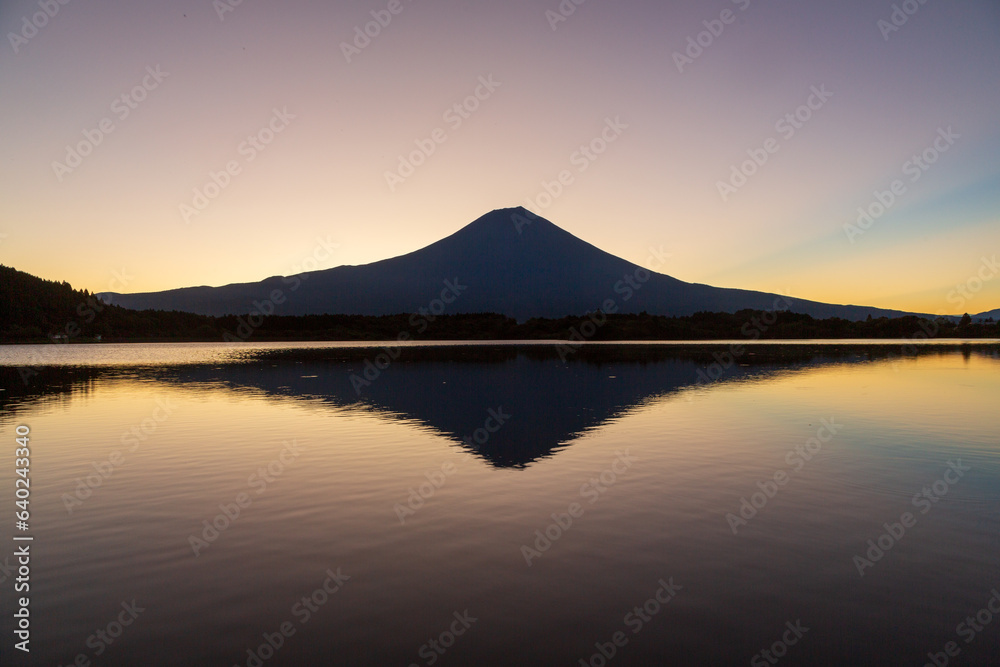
974,309,1000,321
6,345,953,467
102,207,930,321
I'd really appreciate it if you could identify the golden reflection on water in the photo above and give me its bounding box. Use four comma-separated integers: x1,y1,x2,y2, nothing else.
1,347,999,665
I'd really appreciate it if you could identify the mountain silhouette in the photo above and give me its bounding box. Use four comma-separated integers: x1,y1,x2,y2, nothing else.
154,346,850,467
103,207,929,321
3,344,931,468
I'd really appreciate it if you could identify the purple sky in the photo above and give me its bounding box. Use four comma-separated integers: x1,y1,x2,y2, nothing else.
2,0,999,314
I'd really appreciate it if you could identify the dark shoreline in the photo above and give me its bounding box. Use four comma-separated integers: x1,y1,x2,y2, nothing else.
3,334,1000,345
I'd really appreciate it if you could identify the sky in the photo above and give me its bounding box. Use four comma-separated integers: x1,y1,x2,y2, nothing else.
1,0,999,316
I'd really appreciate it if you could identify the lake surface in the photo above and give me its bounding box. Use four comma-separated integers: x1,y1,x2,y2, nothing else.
1,341,998,666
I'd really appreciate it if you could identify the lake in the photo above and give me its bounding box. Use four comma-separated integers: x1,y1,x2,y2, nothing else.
1,341,998,666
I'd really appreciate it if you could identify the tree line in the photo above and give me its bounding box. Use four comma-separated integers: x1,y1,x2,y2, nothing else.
2,264,997,343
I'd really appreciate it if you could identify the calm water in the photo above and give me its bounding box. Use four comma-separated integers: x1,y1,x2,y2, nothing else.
1,341,998,666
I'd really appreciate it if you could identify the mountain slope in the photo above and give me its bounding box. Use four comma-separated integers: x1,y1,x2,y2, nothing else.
102,207,932,321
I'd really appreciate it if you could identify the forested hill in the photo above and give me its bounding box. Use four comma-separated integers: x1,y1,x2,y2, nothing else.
0,264,216,341
1,264,997,343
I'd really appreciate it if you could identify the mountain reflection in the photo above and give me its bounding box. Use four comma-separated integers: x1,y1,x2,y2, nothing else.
2,344,995,468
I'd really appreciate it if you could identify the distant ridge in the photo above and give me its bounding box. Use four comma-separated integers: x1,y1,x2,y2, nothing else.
102,207,941,321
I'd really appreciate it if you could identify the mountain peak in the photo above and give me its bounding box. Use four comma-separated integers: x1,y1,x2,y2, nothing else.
463,206,546,233
425,206,605,269
101,207,928,322
485,205,535,218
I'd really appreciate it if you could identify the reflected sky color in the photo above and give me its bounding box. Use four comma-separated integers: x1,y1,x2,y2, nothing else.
2,344,999,664
2,0,999,314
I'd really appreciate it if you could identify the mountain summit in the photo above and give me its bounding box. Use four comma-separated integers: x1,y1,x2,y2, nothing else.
103,207,924,321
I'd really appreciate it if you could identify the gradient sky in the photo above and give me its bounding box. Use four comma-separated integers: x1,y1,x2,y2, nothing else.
2,0,999,315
